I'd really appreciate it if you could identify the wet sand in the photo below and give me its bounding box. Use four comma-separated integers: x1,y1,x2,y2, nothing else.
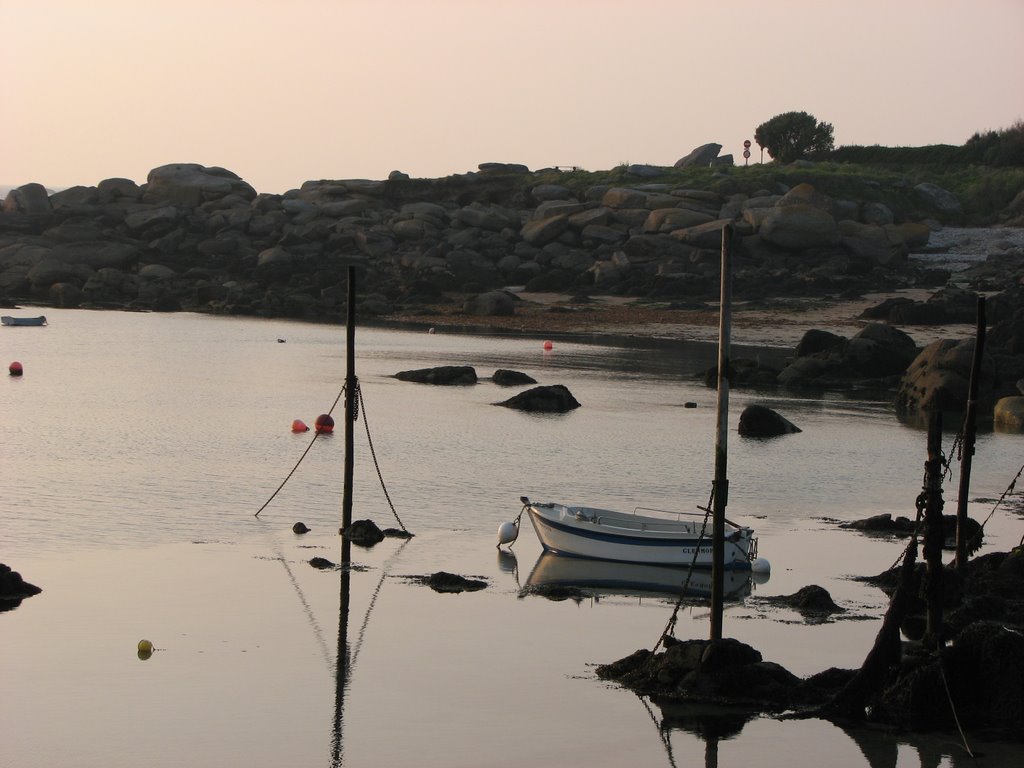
382,288,975,351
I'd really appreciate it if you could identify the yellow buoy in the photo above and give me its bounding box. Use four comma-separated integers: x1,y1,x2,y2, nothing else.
138,639,153,653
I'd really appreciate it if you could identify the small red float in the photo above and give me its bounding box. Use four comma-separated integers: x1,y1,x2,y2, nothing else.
291,419,309,432
314,414,335,434
542,340,553,351
9,361,23,376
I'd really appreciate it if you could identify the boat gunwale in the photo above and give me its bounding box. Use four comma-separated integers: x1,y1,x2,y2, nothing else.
531,502,751,537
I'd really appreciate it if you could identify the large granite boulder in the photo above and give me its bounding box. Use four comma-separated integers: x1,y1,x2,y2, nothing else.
492,369,537,386
758,204,840,250
601,187,649,209
780,324,917,388
0,563,42,611
521,214,569,246
50,242,141,270
795,329,847,357
674,143,722,168
895,338,997,420
143,164,257,207
464,290,516,316
737,405,801,437
915,182,961,215
452,202,520,232
994,396,1024,431
496,384,580,413
3,183,54,215
844,323,918,378
838,221,909,265
643,208,715,233
395,366,478,385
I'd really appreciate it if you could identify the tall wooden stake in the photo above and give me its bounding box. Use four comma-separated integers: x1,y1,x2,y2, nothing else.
955,297,985,574
333,266,357,766
923,411,945,649
710,225,733,642
342,266,356,565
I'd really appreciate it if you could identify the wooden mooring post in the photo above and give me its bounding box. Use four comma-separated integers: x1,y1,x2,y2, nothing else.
710,224,733,642
955,297,985,574
342,266,356,565
923,411,945,648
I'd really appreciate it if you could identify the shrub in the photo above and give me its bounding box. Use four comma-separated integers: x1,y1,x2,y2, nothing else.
754,111,835,164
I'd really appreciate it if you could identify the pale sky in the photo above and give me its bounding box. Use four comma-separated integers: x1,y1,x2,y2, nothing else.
3,0,1023,195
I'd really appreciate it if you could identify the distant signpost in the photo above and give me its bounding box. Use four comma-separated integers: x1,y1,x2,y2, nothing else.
743,139,752,166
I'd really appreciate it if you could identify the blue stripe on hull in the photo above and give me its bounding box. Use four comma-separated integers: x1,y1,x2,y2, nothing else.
532,510,702,547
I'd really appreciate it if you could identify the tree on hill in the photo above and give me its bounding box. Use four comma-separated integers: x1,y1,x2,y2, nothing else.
755,111,835,164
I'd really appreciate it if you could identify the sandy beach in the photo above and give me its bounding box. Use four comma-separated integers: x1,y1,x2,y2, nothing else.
382,288,972,351
384,225,1024,350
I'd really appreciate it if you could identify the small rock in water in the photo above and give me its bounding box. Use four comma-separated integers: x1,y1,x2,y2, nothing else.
342,519,385,546
496,384,581,412
293,522,310,534
770,585,845,616
491,369,538,387
419,571,487,593
737,404,801,437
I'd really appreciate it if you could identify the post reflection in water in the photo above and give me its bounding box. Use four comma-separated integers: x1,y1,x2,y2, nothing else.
646,697,755,768
330,536,351,768
330,537,412,767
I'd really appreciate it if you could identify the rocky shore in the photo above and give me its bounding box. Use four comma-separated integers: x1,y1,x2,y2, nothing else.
3,159,1023,426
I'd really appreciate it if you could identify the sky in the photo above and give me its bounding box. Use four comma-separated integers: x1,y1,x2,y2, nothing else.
3,0,1023,195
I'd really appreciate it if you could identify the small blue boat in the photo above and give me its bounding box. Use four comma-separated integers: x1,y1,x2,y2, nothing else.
1,315,48,327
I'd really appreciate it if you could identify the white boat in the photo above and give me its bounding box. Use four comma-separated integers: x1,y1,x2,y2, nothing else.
507,228,769,596
1,315,47,326
520,497,758,570
525,552,755,599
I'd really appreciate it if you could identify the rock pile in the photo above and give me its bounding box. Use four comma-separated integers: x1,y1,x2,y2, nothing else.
0,160,970,321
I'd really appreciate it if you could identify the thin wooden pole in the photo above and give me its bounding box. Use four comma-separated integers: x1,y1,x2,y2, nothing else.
710,225,733,642
342,266,356,563
923,411,945,649
955,297,985,574
333,266,357,766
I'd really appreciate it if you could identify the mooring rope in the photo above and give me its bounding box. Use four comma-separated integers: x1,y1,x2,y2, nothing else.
653,486,716,652
938,651,974,758
254,430,326,517
253,384,346,517
356,382,411,534
253,380,411,535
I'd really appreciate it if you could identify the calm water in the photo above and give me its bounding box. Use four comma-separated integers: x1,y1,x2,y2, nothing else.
2,309,1022,767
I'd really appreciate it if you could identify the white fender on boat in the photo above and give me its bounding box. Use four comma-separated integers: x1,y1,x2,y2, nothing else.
751,557,771,583
497,520,519,548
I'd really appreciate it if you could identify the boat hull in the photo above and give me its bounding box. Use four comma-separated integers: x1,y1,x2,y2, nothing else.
525,502,755,569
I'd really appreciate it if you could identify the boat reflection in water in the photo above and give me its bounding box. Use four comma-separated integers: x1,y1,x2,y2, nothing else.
522,552,767,601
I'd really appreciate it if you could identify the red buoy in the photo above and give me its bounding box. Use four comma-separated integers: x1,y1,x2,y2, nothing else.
542,340,553,351
9,361,23,376
291,419,309,432
314,414,335,434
